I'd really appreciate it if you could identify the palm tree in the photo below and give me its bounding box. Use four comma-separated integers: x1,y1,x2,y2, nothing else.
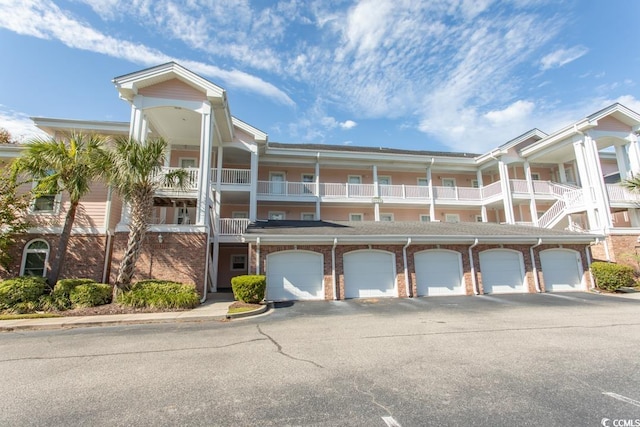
623,175,640,192
99,136,188,290
12,133,107,286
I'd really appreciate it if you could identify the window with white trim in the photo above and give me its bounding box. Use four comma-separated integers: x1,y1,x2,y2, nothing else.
420,214,431,222
378,176,391,185
417,178,429,186
232,211,248,219
475,215,483,222
348,175,362,184
301,213,315,220
349,213,363,221
30,176,60,214
530,173,540,181
179,158,197,168
176,207,191,224
445,213,460,223
471,179,479,188
302,174,315,194
441,178,456,187
268,211,286,220
21,240,49,277
379,213,394,221
230,254,247,271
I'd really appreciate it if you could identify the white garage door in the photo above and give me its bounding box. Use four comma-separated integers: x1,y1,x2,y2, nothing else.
415,250,464,296
540,249,583,291
479,250,525,294
343,250,396,298
266,251,324,301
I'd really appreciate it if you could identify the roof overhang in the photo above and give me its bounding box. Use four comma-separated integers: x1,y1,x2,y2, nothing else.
31,117,130,137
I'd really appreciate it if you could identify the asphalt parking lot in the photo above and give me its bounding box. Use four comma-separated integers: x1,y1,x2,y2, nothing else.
1,292,639,426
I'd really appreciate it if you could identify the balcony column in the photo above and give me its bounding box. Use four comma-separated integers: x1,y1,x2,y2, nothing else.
628,209,640,227
477,169,487,222
615,144,631,180
557,163,567,184
129,95,144,141
373,165,380,221
524,160,539,226
583,132,612,230
626,133,640,176
249,149,258,221
196,102,214,226
573,138,606,230
427,166,435,221
315,158,321,220
214,145,223,224
498,159,515,224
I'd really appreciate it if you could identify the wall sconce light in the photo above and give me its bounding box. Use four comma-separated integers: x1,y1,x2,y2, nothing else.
158,234,164,244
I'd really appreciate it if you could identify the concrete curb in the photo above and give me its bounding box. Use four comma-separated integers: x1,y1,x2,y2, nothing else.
225,304,269,319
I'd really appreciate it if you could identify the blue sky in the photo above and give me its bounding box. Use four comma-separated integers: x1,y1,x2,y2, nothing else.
0,0,639,154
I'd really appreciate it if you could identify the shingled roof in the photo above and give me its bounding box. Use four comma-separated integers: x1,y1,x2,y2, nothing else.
267,142,479,158
243,220,599,244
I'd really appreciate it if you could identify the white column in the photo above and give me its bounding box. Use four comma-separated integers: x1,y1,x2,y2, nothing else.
477,169,487,222
249,149,258,221
373,165,380,221
498,159,515,224
583,133,612,229
215,145,223,223
164,144,171,167
524,160,539,226
628,209,640,227
573,140,599,229
615,145,631,180
196,103,213,226
627,134,640,176
315,160,321,220
129,95,146,141
427,167,435,221
557,163,567,184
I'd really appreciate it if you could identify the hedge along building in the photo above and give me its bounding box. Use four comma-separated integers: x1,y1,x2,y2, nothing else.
1,62,639,300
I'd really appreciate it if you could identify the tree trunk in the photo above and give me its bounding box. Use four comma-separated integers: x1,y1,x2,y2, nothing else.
48,199,78,287
115,186,154,291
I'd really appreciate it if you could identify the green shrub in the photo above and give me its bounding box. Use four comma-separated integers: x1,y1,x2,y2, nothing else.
591,261,635,292
231,275,266,303
70,284,112,308
0,277,47,311
52,278,97,309
116,280,200,309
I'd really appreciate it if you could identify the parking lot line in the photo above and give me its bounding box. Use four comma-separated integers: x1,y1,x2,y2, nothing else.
603,392,640,407
382,415,402,426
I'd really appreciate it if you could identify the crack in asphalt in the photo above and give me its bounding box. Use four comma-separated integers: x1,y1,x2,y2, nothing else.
0,338,267,363
361,322,640,339
256,324,324,369
353,382,393,418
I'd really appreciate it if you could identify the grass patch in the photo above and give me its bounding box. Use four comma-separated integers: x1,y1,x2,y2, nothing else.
227,301,262,315
0,313,62,320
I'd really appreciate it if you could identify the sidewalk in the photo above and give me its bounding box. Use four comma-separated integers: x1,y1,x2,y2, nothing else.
0,293,243,332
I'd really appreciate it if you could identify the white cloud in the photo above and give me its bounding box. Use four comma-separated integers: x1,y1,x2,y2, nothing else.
339,120,357,130
0,0,294,105
540,45,588,70
607,95,640,114
484,100,535,125
0,106,46,142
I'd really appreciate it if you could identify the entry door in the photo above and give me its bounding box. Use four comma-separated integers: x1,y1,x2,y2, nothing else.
270,172,285,194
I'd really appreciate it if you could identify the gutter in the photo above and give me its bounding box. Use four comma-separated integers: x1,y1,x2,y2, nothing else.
101,186,113,284
332,238,338,300
402,238,412,298
529,238,543,293
468,239,480,295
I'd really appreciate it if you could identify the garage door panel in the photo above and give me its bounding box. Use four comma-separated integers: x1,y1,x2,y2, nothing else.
540,249,582,291
415,250,464,296
267,251,324,301
479,250,524,294
344,251,396,298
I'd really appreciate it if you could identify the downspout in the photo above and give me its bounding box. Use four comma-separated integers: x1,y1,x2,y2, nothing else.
332,238,338,300
403,238,412,298
529,238,543,293
201,223,211,303
468,239,480,295
603,236,611,261
586,239,596,290
101,186,113,284
256,237,261,275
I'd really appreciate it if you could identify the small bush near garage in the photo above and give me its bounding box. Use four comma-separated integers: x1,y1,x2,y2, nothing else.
50,278,98,309
0,276,47,313
591,262,635,292
70,283,113,308
231,275,266,303
116,280,200,309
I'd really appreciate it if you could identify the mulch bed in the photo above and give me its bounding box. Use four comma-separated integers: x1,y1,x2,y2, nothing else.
228,301,263,310
56,303,187,317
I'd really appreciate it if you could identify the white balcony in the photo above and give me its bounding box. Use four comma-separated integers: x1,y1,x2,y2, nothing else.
257,181,316,197
153,167,199,193
212,168,251,185
607,183,640,203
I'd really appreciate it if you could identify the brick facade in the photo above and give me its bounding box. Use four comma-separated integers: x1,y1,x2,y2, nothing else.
110,232,207,295
249,242,595,300
591,234,640,272
0,233,107,282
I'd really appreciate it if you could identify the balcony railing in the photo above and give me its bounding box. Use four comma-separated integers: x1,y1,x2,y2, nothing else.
210,168,251,185
153,167,199,192
606,184,640,203
257,181,316,196
217,218,251,235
